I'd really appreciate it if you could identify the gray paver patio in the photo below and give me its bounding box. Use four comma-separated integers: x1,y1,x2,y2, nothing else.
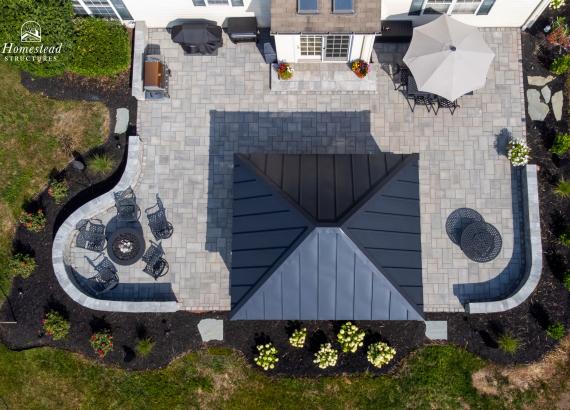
71,28,526,313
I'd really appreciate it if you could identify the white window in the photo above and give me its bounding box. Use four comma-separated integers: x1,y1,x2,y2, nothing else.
324,35,351,61
299,35,352,62
193,0,244,6
422,0,482,15
300,35,322,58
72,0,133,20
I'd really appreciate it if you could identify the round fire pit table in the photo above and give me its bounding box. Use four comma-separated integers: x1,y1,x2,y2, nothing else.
107,226,145,266
460,221,502,263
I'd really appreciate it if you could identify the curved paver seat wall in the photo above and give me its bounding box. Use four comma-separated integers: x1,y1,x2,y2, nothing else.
467,165,542,314
52,136,179,313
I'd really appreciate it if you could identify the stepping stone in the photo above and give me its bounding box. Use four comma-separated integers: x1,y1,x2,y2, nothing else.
552,90,564,121
114,108,129,134
541,85,551,104
425,321,448,340
527,89,549,121
198,318,223,342
527,75,554,87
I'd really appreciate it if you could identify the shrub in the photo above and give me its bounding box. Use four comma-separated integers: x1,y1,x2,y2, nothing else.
564,271,570,291
276,62,294,80
554,178,570,198
547,17,570,49
7,253,36,278
289,328,307,348
19,209,46,232
87,154,114,175
70,18,131,77
507,139,530,166
550,55,570,75
90,330,113,359
42,310,70,341
560,230,570,247
551,0,566,10
48,180,69,204
313,343,338,369
551,133,570,156
367,342,396,368
337,322,365,353
547,322,566,340
498,334,520,354
135,338,155,357
254,343,279,371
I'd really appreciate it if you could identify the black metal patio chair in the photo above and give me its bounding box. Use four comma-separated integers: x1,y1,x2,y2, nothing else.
145,194,173,240
114,186,140,222
75,219,106,252
85,254,119,295
435,97,460,115
142,241,169,280
409,94,436,113
394,65,410,92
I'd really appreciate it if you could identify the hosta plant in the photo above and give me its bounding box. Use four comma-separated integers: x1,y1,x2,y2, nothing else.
7,253,36,278
554,178,570,198
90,330,114,359
48,180,69,204
507,139,530,166
551,133,570,156
547,322,566,340
313,343,338,369
289,328,307,348
42,310,70,341
19,210,47,232
367,342,396,368
254,343,279,371
337,322,365,353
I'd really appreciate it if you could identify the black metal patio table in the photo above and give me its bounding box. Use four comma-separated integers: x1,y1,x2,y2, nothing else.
460,221,502,263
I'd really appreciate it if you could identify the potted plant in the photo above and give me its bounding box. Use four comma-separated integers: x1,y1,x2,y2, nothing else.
276,62,294,80
351,59,370,79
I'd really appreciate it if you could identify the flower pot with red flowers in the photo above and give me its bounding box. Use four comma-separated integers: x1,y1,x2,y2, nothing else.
351,59,370,79
90,330,113,359
276,62,294,80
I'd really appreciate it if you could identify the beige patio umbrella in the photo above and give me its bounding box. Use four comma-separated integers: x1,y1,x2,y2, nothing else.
403,14,495,101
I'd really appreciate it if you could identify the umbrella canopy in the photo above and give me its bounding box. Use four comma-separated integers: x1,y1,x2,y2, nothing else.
170,21,223,55
403,14,495,101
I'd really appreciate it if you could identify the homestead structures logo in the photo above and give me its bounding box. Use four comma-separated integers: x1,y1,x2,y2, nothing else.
2,21,62,62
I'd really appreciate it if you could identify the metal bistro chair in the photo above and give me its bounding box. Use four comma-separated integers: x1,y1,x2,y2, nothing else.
145,194,173,240
394,65,410,92
435,97,460,115
142,241,169,280
114,187,140,222
75,219,106,252
410,94,436,113
85,254,119,295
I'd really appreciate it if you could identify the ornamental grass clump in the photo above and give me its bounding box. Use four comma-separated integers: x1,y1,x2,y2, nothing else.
135,338,155,357
507,139,530,166
42,310,70,341
254,343,279,371
547,322,566,340
551,133,570,156
7,253,36,278
19,210,46,232
48,180,69,204
289,328,307,348
337,322,365,353
87,154,115,175
90,330,113,359
550,55,570,75
367,342,396,368
313,343,338,369
498,334,520,355
554,178,570,198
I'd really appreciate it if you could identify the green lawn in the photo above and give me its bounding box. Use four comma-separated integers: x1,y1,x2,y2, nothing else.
0,343,533,410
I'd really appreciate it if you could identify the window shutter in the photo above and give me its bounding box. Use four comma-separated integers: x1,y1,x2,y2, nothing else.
409,0,424,15
231,0,244,5
192,0,206,6
477,0,495,15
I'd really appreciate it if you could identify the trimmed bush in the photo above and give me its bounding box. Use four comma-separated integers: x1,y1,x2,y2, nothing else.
554,178,570,198
7,253,36,278
254,343,279,371
507,139,530,166
90,330,113,359
560,231,570,247
337,322,365,353
313,343,338,369
547,323,566,340
48,180,69,204
42,310,70,341
550,55,570,75
19,209,46,232
289,328,307,348
498,334,520,354
367,342,396,368
135,338,155,357
70,18,130,77
551,133,570,156
87,154,114,175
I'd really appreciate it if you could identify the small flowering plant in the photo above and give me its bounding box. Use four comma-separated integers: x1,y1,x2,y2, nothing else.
551,0,566,10
90,330,113,359
7,253,36,278
48,180,69,204
276,62,294,80
19,209,47,232
313,343,338,369
351,59,369,79
367,342,396,368
337,322,365,353
42,310,70,341
507,138,530,166
289,327,307,348
254,343,279,370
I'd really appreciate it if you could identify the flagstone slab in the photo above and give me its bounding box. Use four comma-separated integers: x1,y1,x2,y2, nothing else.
552,90,564,121
527,75,554,87
541,85,551,104
527,89,549,121
198,319,224,342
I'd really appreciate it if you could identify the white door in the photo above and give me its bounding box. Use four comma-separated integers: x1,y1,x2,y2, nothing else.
299,35,323,60
323,35,351,62
298,35,352,62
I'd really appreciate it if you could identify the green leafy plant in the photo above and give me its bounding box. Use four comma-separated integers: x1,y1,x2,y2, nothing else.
87,154,115,175
90,330,113,359
19,210,46,232
367,342,396,368
550,55,570,75
289,328,307,348
7,253,36,278
337,322,365,353
507,139,530,166
254,343,279,371
551,0,566,10
560,230,570,247
135,338,155,357
564,271,570,291
70,18,131,77
313,343,338,369
498,334,520,354
550,133,570,156
554,178,570,198
48,180,69,204
42,310,70,341
547,322,566,340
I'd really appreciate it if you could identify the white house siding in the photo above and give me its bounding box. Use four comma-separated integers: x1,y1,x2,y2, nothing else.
381,0,545,27
120,0,270,28
274,35,298,63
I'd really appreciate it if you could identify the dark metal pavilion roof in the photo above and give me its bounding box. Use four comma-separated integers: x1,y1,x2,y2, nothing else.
230,153,423,321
